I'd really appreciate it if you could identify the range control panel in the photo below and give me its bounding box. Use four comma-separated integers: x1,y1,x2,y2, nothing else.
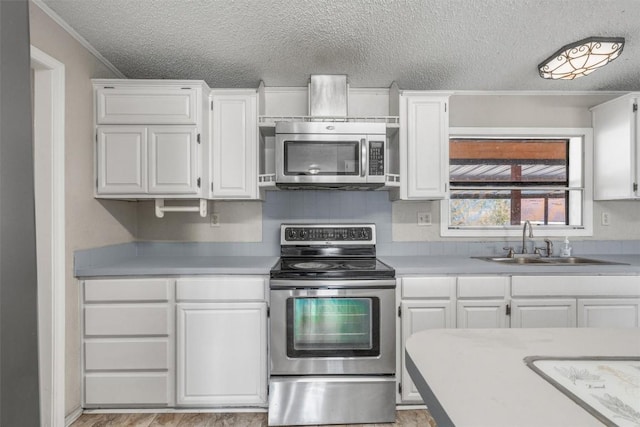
281,224,375,244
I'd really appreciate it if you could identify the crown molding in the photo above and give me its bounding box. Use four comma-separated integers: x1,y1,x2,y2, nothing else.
31,0,126,78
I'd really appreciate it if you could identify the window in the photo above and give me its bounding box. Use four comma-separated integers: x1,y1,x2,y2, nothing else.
441,128,593,237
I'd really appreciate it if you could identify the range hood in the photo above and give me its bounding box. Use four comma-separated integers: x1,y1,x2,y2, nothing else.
308,74,348,117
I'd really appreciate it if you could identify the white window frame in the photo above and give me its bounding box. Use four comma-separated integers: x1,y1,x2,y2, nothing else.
441,127,593,237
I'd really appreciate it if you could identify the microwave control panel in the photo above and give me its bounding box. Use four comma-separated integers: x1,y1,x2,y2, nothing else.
369,141,385,176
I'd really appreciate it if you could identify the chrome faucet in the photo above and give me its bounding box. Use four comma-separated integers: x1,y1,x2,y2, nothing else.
521,220,533,254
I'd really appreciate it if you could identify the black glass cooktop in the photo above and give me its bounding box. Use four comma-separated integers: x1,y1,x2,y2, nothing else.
270,257,395,279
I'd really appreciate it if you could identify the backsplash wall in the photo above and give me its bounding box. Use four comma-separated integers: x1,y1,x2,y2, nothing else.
134,190,640,257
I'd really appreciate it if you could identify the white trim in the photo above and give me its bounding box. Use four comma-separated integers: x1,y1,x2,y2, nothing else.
441,127,594,238
31,46,66,427
64,407,83,427
31,0,125,78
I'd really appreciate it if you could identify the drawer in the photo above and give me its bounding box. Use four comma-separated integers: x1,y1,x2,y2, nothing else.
96,87,198,125
512,275,640,297
176,276,266,301
85,339,169,370
84,279,171,302
84,305,169,336
85,373,170,406
402,277,456,299
457,276,510,298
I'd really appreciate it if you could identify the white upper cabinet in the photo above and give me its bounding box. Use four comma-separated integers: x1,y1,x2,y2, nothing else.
96,86,198,125
210,90,259,199
97,125,200,196
398,93,450,200
97,126,147,194
148,126,199,194
93,79,208,199
591,93,639,200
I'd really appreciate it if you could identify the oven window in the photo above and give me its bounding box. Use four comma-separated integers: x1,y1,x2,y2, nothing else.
284,141,360,175
286,297,380,358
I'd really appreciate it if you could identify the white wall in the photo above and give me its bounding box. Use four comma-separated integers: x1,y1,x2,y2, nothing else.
29,2,138,416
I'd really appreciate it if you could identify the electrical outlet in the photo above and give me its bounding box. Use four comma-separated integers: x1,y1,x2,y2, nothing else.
417,212,432,226
601,212,611,226
210,213,220,227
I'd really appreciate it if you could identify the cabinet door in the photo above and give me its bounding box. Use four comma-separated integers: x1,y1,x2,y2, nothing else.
96,86,198,125
635,97,639,197
400,95,449,199
176,302,267,406
96,126,147,194
592,94,639,200
457,300,509,328
511,299,577,328
401,300,454,402
148,126,199,194
578,298,640,328
211,91,258,199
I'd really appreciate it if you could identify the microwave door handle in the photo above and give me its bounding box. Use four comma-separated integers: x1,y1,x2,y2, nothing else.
360,138,367,177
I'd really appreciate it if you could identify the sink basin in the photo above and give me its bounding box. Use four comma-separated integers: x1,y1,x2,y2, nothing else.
473,256,628,266
542,256,627,265
476,256,548,264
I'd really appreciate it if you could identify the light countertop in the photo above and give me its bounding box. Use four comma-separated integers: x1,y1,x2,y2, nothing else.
380,254,640,275
74,253,640,277
74,255,279,277
405,328,640,427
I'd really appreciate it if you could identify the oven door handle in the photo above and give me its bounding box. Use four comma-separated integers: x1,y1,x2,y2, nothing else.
360,138,367,177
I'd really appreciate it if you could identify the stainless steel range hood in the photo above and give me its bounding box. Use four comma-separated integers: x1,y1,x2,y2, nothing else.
308,75,348,117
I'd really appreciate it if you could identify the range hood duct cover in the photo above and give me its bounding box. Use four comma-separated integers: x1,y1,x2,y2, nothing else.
308,75,348,117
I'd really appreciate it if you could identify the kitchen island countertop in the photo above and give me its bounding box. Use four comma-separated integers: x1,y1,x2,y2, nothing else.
405,328,640,427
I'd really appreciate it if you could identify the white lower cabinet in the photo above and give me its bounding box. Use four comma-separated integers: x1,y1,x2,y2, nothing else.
456,300,509,328
456,276,510,328
511,276,640,328
578,298,640,328
511,299,577,328
175,276,268,407
82,278,174,407
82,275,268,409
399,276,456,403
176,302,267,406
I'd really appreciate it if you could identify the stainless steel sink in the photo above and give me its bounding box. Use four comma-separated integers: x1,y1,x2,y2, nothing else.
542,256,627,265
473,256,628,266
476,256,548,264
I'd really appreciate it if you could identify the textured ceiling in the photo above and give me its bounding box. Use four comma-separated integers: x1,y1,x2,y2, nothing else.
40,0,640,91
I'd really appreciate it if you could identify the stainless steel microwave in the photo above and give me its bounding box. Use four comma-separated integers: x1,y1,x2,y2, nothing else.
275,122,386,189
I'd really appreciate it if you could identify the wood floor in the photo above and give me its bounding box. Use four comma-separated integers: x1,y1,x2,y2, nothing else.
70,410,435,427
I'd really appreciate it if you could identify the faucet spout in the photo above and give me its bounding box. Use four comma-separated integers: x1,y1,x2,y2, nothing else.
522,220,534,254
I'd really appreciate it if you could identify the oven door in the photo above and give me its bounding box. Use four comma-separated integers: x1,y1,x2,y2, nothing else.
270,282,395,375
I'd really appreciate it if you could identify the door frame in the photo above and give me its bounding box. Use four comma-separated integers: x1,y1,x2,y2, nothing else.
31,45,66,427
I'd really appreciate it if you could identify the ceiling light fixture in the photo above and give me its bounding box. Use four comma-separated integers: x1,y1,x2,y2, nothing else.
538,37,625,80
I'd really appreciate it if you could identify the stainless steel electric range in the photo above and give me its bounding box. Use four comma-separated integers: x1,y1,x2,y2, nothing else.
268,223,396,426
